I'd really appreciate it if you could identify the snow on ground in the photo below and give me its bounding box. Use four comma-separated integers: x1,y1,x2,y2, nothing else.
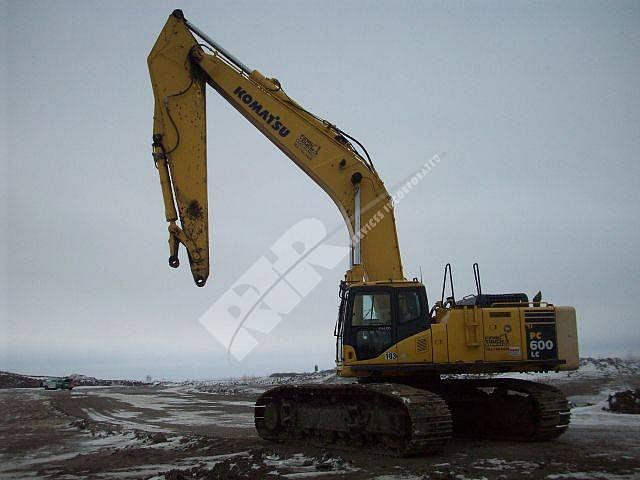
546,473,640,479
75,391,195,410
154,410,255,428
72,358,640,452
179,369,343,396
371,475,427,480
215,399,256,407
110,409,143,419
76,387,256,430
0,429,190,477
472,458,540,472
84,408,168,432
3,359,639,479
499,357,640,382
96,452,359,480
262,452,358,479
84,403,255,431
571,402,640,427
117,451,253,479
79,357,640,436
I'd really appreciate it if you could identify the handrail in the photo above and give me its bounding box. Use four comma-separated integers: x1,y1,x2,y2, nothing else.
473,262,482,295
441,263,455,304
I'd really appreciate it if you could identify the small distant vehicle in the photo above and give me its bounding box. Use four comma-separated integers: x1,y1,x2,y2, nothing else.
42,377,73,390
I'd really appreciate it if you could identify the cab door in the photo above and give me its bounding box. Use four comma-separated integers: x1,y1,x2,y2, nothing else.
344,289,396,361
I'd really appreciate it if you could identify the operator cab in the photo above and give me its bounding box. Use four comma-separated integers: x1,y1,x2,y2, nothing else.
335,282,430,361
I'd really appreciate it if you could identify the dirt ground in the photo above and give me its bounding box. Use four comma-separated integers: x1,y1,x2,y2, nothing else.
1,373,639,479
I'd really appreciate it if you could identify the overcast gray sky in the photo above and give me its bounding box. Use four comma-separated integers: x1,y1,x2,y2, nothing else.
1,0,639,380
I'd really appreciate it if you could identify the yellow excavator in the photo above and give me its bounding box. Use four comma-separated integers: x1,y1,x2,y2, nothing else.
148,10,579,455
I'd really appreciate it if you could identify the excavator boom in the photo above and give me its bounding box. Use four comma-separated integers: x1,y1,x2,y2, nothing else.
148,10,404,286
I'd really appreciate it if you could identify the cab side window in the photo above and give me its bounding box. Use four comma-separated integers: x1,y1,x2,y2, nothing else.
398,291,422,324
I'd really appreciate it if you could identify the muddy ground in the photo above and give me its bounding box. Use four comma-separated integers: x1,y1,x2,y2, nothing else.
1,372,639,479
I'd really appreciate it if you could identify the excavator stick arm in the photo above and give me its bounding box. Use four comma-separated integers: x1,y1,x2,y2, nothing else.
148,12,209,286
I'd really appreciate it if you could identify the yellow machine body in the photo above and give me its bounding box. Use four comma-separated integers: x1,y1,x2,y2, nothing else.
337,282,578,378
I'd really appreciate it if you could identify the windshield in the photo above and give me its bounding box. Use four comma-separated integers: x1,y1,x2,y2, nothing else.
351,293,391,326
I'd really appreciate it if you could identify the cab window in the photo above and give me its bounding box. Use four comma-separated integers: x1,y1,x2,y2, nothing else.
398,291,422,324
351,293,391,326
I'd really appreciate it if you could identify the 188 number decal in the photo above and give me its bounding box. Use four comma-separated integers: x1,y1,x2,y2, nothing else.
385,352,398,360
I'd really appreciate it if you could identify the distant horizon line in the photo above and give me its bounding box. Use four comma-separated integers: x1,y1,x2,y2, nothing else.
3,355,639,383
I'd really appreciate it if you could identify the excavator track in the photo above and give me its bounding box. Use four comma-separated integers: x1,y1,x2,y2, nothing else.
254,383,452,456
431,378,570,441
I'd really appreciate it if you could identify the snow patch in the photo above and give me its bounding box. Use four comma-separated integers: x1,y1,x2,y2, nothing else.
214,400,255,407
473,458,540,471
547,472,640,479
571,403,640,427
371,475,426,480
262,453,357,478
89,392,193,410
83,408,168,432
103,451,252,479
